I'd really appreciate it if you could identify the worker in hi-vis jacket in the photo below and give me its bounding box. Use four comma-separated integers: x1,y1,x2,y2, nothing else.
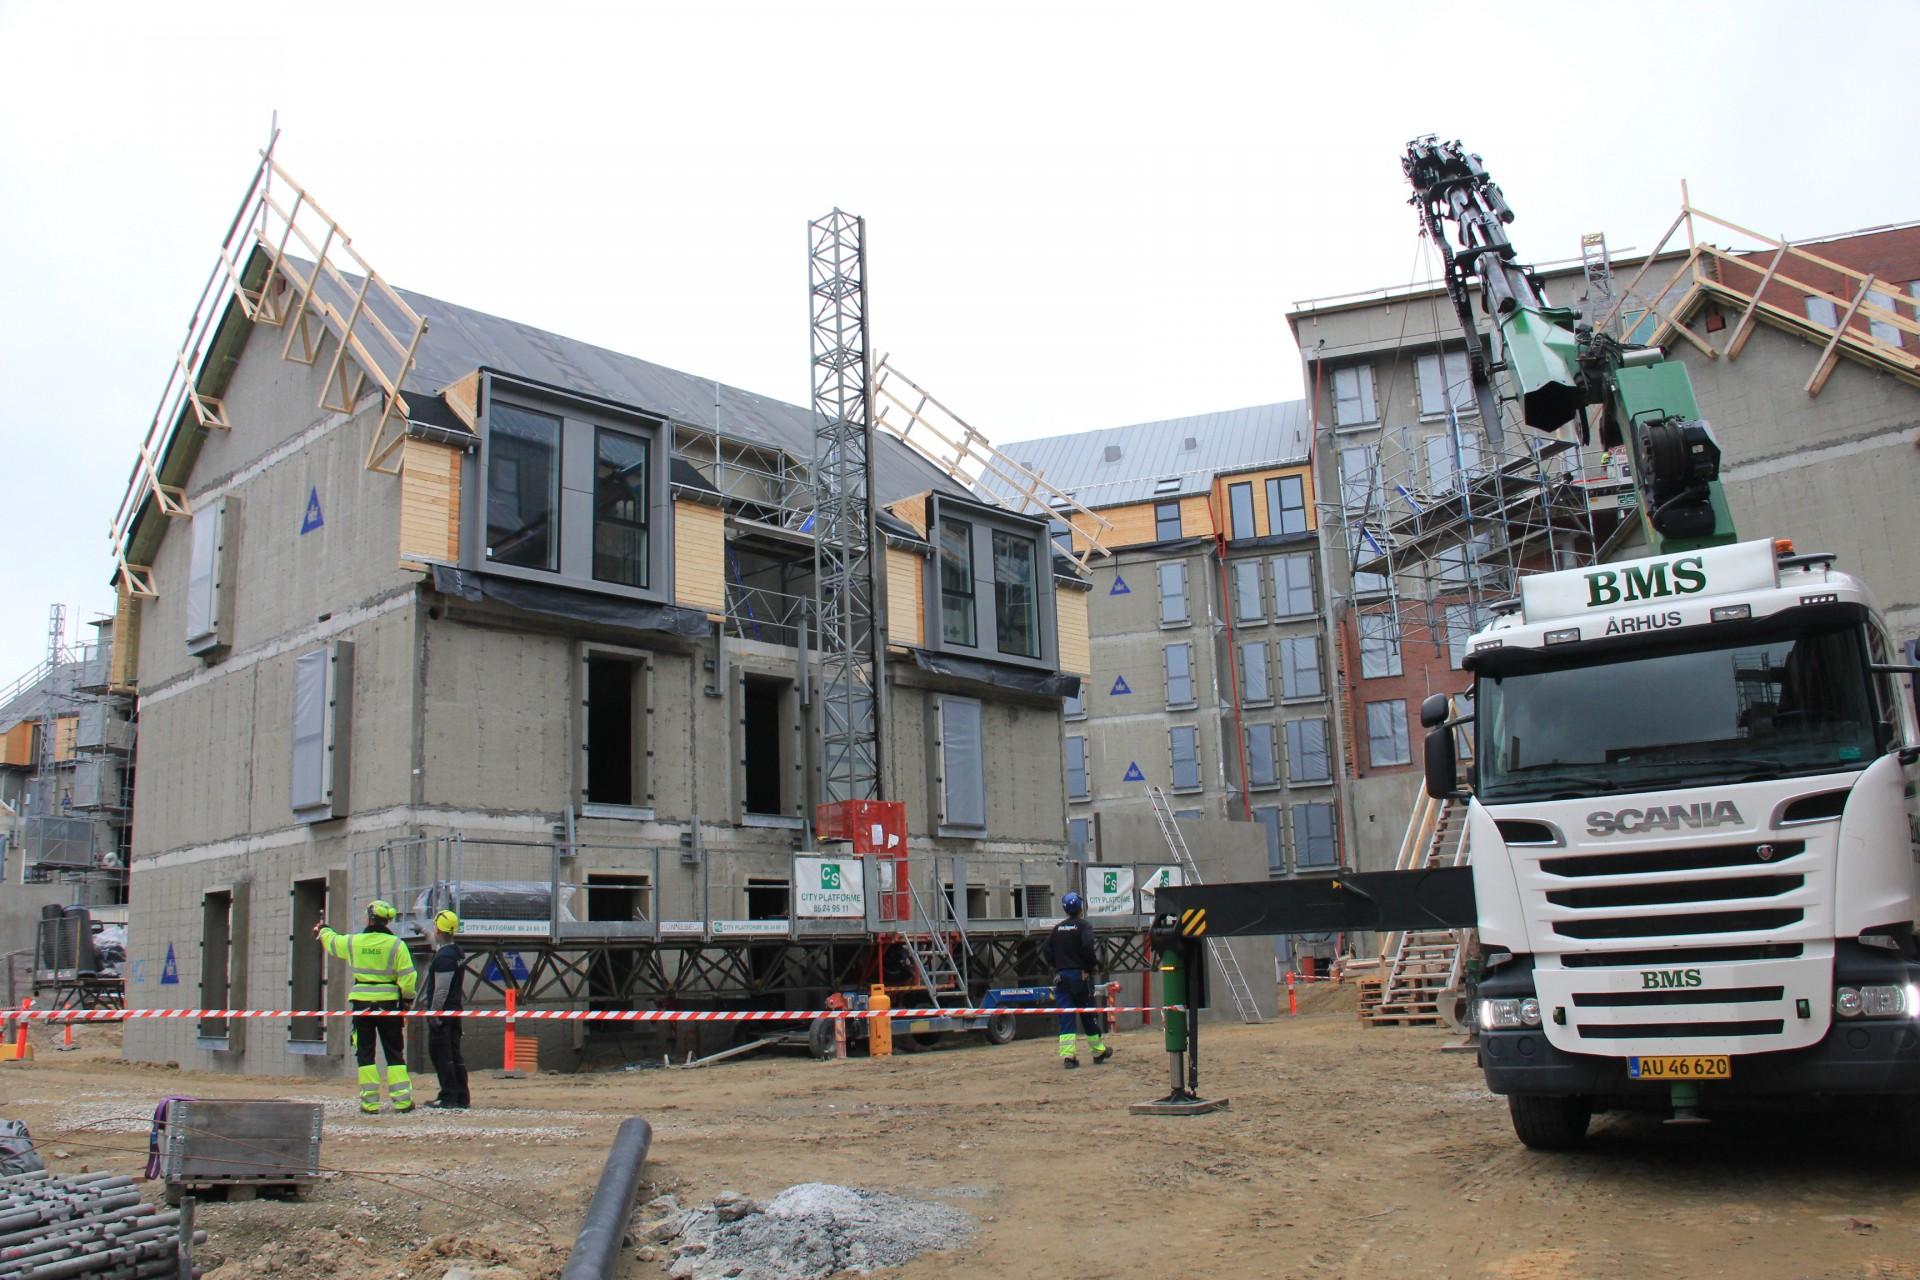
315,900,418,1114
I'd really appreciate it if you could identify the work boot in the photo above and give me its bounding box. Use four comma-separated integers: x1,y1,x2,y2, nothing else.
1093,1046,1113,1064
1062,1056,1080,1070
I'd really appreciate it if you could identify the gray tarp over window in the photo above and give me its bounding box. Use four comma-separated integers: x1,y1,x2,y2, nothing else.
907,648,1081,698
939,697,986,829
290,648,328,813
431,565,711,637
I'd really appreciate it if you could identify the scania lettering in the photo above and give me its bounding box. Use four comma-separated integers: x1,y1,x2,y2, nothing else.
1585,802,1743,836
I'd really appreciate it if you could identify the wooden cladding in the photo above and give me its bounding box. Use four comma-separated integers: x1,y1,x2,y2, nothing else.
109,578,141,690
885,547,925,648
1056,587,1091,675
0,723,33,768
1067,465,1316,552
674,500,727,615
398,439,462,570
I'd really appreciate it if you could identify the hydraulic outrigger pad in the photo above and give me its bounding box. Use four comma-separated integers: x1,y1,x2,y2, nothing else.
1132,917,1228,1117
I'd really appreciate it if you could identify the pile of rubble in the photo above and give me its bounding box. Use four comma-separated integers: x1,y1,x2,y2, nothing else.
635,1184,975,1280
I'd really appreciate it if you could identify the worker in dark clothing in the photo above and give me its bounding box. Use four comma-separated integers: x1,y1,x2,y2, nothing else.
419,909,470,1110
1046,891,1111,1069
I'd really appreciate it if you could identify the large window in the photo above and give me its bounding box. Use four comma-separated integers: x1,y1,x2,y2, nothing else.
1065,735,1089,800
1281,635,1322,699
1169,725,1201,791
1165,643,1195,708
1339,444,1379,511
937,696,987,829
992,529,1041,658
1255,806,1286,874
1266,475,1306,536
1425,431,1482,492
593,429,649,588
1359,613,1402,678
1293,802,1337,867
1159,561,1189,626
487,402,562,571
1273,553,1315,618
1240,641,1270,704
1804,295,1839,328
1245,723,1279,787
1367,700,1411,767
1233,560,1264,621
1155,501,1183,541
584,651,653,811
1331,364,1377,426
1286,718,1330,783
1416,350,1474,417
1228,482,1257,540
939,518,977,646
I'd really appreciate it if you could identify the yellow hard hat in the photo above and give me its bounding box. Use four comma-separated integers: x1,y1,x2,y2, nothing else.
433,909,460,935
368,900,398,921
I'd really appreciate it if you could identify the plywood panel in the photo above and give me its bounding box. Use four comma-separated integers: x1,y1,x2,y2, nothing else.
674,500,727,615
440,370,480,430
398,439,462,569
110,579,141,690
885,548,925,647
54,716,77,762
1179,494,1217,539
0,723,33,768
1057,587,1091,675
1070,495,1219,553
888,491,931,537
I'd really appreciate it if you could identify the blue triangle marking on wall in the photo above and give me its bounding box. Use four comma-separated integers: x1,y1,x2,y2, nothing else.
1109,575,1130,595
1110,675,1132,696
301,487,325,535
161,943,179,985
485,951,531,984
1122,761,1146,783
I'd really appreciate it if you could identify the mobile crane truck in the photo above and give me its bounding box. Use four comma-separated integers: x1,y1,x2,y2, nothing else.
1152,138,1920,1149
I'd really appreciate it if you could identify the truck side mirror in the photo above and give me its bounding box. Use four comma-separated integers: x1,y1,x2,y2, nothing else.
1419,693,1452,729
1425,724,1459,799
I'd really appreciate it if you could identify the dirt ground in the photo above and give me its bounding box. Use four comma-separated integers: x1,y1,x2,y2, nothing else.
7,985,1920,1279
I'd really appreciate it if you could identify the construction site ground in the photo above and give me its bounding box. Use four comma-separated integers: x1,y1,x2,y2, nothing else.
7,984,1920,1279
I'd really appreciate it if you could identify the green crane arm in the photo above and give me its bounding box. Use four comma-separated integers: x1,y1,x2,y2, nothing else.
1401,137,1737,554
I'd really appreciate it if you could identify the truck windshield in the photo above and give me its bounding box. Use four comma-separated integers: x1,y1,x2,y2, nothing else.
1475,619,1880,802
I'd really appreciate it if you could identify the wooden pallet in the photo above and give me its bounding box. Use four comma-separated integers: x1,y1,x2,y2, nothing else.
165,1177,316,1206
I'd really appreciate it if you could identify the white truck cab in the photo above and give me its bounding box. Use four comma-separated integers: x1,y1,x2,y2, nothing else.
1429,538,1920,1148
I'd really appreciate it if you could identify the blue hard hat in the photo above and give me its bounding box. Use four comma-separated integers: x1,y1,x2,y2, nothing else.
1062,891,1084,915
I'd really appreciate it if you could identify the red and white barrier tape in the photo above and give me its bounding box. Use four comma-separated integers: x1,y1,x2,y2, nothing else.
8,1005,1178,1023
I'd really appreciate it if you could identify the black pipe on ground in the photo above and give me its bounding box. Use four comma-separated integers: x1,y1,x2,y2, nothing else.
560,1117,653,1280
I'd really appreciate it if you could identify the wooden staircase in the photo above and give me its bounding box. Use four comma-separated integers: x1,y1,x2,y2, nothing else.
1361,785,1473,1027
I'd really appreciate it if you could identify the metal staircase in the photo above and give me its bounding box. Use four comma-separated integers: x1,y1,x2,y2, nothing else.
1364,790,1473,1026
1146,787,1263,1024
899,877,967,1008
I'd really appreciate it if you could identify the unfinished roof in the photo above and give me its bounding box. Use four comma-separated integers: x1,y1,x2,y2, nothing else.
986,400,1310,511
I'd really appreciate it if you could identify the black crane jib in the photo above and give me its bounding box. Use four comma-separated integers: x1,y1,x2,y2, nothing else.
1155,868,1477,939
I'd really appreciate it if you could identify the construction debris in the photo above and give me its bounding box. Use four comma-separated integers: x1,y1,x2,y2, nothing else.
636,1184,976,1280
0,1170,204,1278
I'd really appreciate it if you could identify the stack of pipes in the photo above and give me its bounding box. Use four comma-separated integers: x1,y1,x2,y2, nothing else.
0,1172,204,1279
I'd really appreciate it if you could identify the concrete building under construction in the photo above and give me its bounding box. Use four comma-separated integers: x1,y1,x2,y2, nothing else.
111,153,1275,1076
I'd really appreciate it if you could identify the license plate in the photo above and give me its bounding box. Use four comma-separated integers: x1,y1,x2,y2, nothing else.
1628,1054,1731,1080
909,1020,933,1034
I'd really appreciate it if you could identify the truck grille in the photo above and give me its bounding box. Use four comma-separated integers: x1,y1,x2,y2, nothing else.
1545,875,1803,909
1561,943,1803,967
1578,1019,1786,1039
1553,908,1803,940
1540,840,1806,878
1572,986,1784,1007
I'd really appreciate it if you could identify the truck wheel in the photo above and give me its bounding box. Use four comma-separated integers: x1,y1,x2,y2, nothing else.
807,1017,837,1061
1507,1094,1592,1150
984,1013,1017,1046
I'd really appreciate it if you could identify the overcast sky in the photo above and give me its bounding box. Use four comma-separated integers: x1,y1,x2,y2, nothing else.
2,0,1914,681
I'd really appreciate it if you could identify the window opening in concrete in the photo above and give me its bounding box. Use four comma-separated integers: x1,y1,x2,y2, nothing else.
937,696,987,829
1339,443,1378,511
1273,553,1315,618
1331,364,1376,426
1158,561,1188,626
1064,686,1086,719
289,878,327,1044
1254,806,1285,874
1014,884,1054,918
1165,643,1194,708
1155,501,1182,540
992,529,1040,658
1281,635,1323,699
487,402,561,571
1228,482,1256,540
1067,818,1091,859
1287,718,1331,783
592,428,650,588
1246,722,1279,787
1265,475,1306,536
741,675,789,817
746,878,790,921
1169,725,1201,791
1240,641,1270,705
1367,699,1411,767
1065,734,1089,800
1417,350,1474,418
200,889,232,1041
1867,290,1901,347
586,654,647,807
938,517,977,646
1293,802,1337,867
1233,560,1263,621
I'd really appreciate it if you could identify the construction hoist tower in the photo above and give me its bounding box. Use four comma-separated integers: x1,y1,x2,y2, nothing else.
808,210,885,804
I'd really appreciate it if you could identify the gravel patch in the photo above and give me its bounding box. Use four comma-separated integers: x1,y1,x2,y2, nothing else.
638,1184,976,1279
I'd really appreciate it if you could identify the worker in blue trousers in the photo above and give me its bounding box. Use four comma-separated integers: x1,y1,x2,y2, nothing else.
1046,891,1111,1070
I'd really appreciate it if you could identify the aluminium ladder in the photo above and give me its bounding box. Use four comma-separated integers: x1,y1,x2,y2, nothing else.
1146,787,1263,1024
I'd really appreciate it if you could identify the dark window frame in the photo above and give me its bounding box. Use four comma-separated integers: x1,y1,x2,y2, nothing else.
1154,501,1182,541
925,494,1058,672
1227,482,1257,540
1265,474,1306,536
